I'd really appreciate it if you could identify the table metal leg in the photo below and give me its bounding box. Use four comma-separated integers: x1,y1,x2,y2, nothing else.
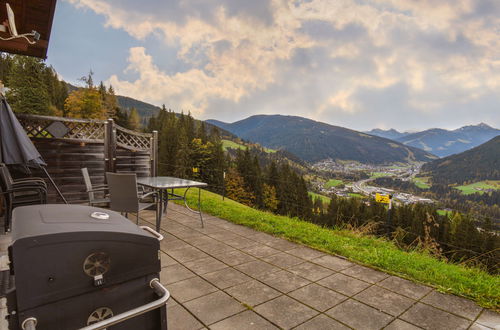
156,189,163,232
183,187,204,228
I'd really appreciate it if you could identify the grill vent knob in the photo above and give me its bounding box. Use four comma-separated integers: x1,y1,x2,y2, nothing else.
87,307,113,327
83,252,111,277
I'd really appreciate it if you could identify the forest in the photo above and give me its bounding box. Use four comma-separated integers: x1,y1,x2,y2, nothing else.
1,53,498,273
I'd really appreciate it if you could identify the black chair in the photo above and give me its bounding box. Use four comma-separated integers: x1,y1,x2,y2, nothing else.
81,168,109,206
0,165,47,231
105,172,158,225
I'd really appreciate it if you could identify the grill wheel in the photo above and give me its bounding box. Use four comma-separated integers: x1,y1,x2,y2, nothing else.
83,252,111,277
87,307,114,326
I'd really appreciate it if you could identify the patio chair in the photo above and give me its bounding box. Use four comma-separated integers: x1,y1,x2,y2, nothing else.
81,168,109,206
0,165,47,231
105,172,158,225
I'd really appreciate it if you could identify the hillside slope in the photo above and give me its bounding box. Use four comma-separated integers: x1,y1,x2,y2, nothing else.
396,123,500,157
207,115,437,164
422,136,500,184
365,128,409,140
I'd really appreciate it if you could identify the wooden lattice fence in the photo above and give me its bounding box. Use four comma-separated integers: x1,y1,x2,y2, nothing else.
16,114,158,203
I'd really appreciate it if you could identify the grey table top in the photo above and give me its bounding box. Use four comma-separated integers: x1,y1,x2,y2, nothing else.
137,176,207,189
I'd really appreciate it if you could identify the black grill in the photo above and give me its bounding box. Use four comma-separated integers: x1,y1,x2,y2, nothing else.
6,204,168,330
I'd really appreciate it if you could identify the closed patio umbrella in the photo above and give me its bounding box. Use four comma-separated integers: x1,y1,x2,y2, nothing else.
0,96,67,203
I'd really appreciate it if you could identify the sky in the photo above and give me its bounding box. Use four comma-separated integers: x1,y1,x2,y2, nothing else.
47,0,500,131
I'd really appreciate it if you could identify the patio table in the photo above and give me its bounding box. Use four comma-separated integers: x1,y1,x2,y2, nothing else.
137,176,207,231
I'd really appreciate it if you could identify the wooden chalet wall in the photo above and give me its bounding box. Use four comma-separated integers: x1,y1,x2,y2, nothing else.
17,114,158,203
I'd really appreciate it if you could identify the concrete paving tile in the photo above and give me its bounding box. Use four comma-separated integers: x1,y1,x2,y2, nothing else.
210,310,279,330
287,261,334,281
421,291,483,320
174,228,206,239
213,250,256,266
168,246,210,263
168,276,218,302
341,264,389,284
318,273,371,296
400,303,471,330
354,285,416,316
241,245,281,258
264,238,298,251
202,268,252,289
161,239,191,251
197,242,236,255
311,255,355,271
469,322,493,330
476,309,500,329
182,235,219,247
246,232,276,244
224,237,259,249
225,280,281,306
378,276,432,300
293,314,350,330
191,224,221,235
235,260,281,277
289,283,347,312
167,303,204,330
262,253,304,268
286,246,325,260
183,256,229,275
207,230,242,241
161,252,178,267
257,270,311,293
254,296,319,329
160,263,196,285
184,291,246,325
384,319,422,330
326,299,393,330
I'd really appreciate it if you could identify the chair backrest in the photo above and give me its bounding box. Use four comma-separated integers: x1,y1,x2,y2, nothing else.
105,172,139,213
81,168,94,201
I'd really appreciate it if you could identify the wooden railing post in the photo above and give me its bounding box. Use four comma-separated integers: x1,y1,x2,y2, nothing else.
151,130,158,177
104,118,117,173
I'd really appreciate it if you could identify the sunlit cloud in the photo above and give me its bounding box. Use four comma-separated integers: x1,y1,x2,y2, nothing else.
65,0,500,130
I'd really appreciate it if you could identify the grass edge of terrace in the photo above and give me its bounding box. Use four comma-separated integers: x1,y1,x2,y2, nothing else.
176,188,499,310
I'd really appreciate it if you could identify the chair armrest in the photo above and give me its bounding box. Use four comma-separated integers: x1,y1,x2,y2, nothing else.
86,187,109,193
139,191,158,200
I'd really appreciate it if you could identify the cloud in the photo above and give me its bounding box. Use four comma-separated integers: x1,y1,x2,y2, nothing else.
66,0,500,130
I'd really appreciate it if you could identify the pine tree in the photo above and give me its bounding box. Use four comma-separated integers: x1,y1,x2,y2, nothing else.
6,56,51,115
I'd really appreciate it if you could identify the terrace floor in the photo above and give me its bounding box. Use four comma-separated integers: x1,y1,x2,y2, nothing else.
0,203,498,329
140,204,499,330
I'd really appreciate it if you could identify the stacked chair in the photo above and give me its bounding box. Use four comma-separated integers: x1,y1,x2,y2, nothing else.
0,164,47,231
81,168,110,206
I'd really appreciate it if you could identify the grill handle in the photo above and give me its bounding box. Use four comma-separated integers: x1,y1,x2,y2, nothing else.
140,225,164,241
21,279,170,330
79,278,170,330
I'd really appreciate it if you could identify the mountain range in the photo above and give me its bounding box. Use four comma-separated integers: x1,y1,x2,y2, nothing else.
207,115,436,164
422,135,500,185
366,123,500,157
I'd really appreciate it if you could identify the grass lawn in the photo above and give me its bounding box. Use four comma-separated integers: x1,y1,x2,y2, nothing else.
308,191,331,205
454,181,500,195
222,139,276,153
348,193,365,198
412,177,431,189
177,188,500,309
437,209,454,218
370,172,394,179
324,179,343,188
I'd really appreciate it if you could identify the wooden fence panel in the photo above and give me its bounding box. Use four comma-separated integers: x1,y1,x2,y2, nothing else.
15,114,158,204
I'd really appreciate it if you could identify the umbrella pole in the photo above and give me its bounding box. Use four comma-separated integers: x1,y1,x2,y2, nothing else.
41,166,68,204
